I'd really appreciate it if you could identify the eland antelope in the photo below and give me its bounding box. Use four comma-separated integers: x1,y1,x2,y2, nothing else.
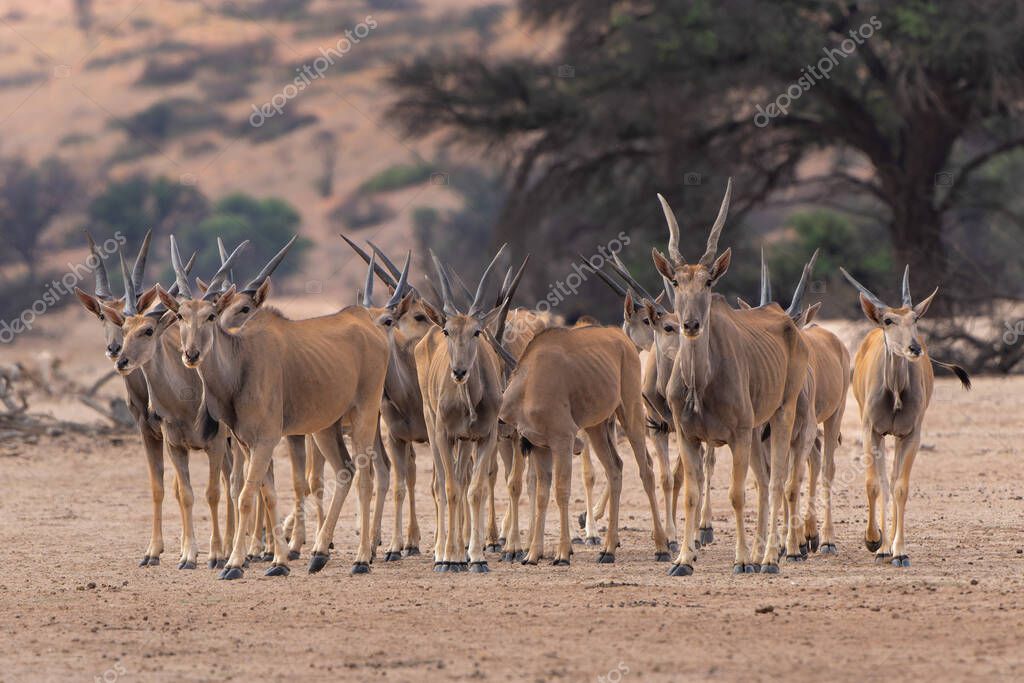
102,241,248,569
499,324,671,565
415,246,514,572
652,179,809,575
156,235,389,578
73,232,200,567
840,266,970,567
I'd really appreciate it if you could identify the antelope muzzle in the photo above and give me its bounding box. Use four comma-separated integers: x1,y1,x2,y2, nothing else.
682,319,702,338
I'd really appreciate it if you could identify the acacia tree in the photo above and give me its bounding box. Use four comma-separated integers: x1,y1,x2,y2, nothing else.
387,0,1024,308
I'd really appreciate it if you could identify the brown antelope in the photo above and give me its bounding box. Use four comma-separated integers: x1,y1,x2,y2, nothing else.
740,251,850,561
415,247,512,572
499,324,671,565
156,235,389,578
210,237,321,562
840,266,970,567
102,242,247,569
74,232,211,566
652,179,809,575
74,231,185,567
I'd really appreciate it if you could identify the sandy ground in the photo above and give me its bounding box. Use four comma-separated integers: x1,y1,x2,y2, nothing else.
1,363,1022,682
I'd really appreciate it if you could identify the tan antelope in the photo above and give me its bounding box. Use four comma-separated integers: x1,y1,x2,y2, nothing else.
740,251,850,560
102,242,248,569
840,266,970,566
73,232,200,567
156,235,389,578
652,179,809,575
499,323,671,565
342,236,452,559
415,246,513,572
208,237,323,562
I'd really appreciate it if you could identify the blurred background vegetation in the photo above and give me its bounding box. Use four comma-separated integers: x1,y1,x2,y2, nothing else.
0,0,1023,371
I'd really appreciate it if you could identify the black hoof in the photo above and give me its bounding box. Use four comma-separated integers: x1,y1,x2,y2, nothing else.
596,551,615,564
571,537,584,545
287,550,301,561
654,551,671,563
383,551,402,562
139,556,152,567
799,543,809,558
698,527,714,545
521,557,538,566
148,556,160,566
819,543,838,556
403,546,421,557
433,562,448,572
744,563,757,574
552,558,570,567
513,550,526,562
499,552,512,562
874,553,893,565
733,563,745,575
307,552,329,574
577,512,587,529
497,537,506,547
469,561,490,573
892,555,911,568
242,559,251,568
260,551,274,562
865,537,882,552
668,541,680,554
178,560,196,570
219,567,244,580
265,564,290,577
694,539,703,550
808,535,820,553
668,563,694,577
208,559,218,570
585,537,601,546
350,562,370,575
761,564,780,574
216,559,226,569
785,554,806,563
329,542,334,550
452,562,468,572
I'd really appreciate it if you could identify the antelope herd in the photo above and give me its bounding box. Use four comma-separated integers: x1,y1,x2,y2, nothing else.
73,178,970,579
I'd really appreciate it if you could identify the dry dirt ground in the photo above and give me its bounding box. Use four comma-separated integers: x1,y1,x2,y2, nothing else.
1,370,1023,681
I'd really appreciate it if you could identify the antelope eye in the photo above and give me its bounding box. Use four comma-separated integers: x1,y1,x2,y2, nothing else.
474,329,481,337
705,279,713,288
671,280,678,287
383,319,393,327
98,314,105,321
884,318,894,326
642,319,650,326
176,314,183,321
442,329,450,336
414,315,427,322
664,325,673,332
240,306,250,314
144,328,154,337
207,314,216,322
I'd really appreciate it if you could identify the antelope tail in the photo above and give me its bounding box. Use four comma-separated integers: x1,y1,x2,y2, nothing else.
930,358,971,390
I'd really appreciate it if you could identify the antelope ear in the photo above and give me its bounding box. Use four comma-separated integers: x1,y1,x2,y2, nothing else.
74,287,103,318
736,296,752,310
195,278,210,296
421,299,445,328
155,285,180,313
914,287,939,319
859,293,883,325
652,248,674,280
642,299,658,323
99,304,125,327
624,291,636,317
215,285,237,314
157,310,177,331
709,248,732,284
136,285,161,313
801,301,822,326
394,292,414,319
253,278,272,307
